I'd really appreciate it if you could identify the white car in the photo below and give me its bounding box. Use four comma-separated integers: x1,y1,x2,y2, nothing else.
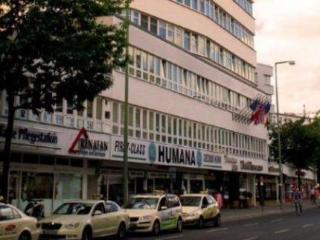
39,200,129,240
125,193,183,236
0,203,39,240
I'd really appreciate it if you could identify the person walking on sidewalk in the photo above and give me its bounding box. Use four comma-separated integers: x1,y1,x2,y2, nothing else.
292,187,303,215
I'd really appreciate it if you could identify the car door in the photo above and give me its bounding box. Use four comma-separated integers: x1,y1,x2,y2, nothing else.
91,203,107,238
0,205,20,240
105,202,120,236
158,197,171,230
166,196,181,229
201,197,212,220
209,196,219,218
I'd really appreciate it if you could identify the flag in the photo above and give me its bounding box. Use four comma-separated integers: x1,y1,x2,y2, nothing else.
249,99,259,111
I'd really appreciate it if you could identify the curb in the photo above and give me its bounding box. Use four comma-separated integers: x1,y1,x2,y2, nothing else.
222,205,317,223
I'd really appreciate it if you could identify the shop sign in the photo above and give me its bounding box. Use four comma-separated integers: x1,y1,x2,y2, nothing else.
240,161,263,172
111,136,148,161
148,143,202,167
202,152,222,169
225,155,238,164
0,124,58,145
69,128,109,157
268,166,280,173
148,172,170,179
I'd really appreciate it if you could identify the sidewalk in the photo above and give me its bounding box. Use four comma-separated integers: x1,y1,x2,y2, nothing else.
221,201,317,222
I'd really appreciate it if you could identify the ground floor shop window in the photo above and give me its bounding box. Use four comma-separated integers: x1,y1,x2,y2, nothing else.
54,174,82,199
21,172,53,200
190,180,203,193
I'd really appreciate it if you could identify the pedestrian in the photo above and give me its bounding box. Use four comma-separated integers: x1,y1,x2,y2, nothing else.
310,187,316,204
292,187,303,215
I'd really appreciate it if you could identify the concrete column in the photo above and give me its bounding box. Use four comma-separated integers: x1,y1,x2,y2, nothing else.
252,175,257,207
276,176,279,204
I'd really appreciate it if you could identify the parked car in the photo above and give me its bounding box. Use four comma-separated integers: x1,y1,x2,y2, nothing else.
0,203,40,240
180,193,221,228
39,200,129,240
125,192,183,235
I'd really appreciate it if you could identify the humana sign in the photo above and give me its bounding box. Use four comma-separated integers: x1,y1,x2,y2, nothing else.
69,128,108,157
149,143,202,167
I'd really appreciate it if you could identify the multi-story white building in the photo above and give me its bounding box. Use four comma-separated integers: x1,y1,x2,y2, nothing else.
0,0,315,213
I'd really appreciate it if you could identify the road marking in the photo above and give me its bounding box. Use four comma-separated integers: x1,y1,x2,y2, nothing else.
271,218,283,223
274,229,289,234
160,234,184,240
244,223,258,227
206,227,228,233
303,224,314,228
243,237,258,240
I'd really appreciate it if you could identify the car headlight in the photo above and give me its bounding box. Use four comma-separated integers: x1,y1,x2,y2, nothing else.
139,215,153,221
64,222,80,229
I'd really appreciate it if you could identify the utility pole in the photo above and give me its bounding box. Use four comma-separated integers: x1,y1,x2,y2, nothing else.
123,0,130,205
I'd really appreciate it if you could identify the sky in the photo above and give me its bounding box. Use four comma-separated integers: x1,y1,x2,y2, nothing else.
254,0,320,115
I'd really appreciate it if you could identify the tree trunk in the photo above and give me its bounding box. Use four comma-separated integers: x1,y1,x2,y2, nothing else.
297,169,302,191
1,94,15,203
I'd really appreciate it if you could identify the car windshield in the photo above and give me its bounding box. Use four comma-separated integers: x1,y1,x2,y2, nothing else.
53,203,93,215
126,197,159,209
180,196,202,207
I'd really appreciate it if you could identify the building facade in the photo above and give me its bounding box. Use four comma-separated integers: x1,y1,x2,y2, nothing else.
0,0,315,214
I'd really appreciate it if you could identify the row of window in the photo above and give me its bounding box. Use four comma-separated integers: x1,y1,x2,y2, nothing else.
128,46,252,113
111,100,267,160
129,10,255,82
174,0,254,46
234,0,253,16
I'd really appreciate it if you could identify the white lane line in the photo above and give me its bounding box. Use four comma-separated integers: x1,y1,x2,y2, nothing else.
243,237,258,240
271,218,283,223
244,223,258,227
274,229,289,234
206,227,229,233
303,224,314,228
160,234,184,240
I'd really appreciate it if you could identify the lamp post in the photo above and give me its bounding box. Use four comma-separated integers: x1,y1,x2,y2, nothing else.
274,60,295,209
123,0,130,205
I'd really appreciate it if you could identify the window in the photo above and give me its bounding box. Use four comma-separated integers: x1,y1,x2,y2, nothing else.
132,11,140,25
141,14,149,31
105,202,119,213
54,174,82,200
167,24,175,42
184,31,191,50
150,17,158,35
191,0,198,10
175,27,183,47
93,203,106,214
159,21,167,39
0,206,18,221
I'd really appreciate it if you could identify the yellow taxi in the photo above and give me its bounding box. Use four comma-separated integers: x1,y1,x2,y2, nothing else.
125,192,183,236
180,193,221,228
39,200,129,240
0,203,39,240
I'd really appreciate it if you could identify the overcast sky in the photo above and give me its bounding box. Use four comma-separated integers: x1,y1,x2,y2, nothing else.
254,0,320,115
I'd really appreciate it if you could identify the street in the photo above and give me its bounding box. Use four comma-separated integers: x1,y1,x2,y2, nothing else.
127,208,320,240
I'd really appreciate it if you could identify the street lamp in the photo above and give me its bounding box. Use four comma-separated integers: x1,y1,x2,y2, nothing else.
123,0,130,205
274,60,295,209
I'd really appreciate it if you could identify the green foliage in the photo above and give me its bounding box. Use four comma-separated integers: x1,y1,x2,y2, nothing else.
0,0,127,112
269,118,320,170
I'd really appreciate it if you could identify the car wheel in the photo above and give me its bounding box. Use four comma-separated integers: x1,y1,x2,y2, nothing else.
152,220,160,236
81,227,92,240
19,231,31,240
176,217,183,233
117,222,126,240
198,216,204,228
214,214,221,227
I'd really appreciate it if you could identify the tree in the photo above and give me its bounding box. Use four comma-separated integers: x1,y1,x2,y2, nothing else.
269,118,319,189
0,0,127,202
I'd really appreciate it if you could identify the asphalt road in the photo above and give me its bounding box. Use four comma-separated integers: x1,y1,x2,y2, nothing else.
127,208,320,240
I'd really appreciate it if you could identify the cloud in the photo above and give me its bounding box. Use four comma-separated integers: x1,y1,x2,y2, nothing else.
255,0,320,114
